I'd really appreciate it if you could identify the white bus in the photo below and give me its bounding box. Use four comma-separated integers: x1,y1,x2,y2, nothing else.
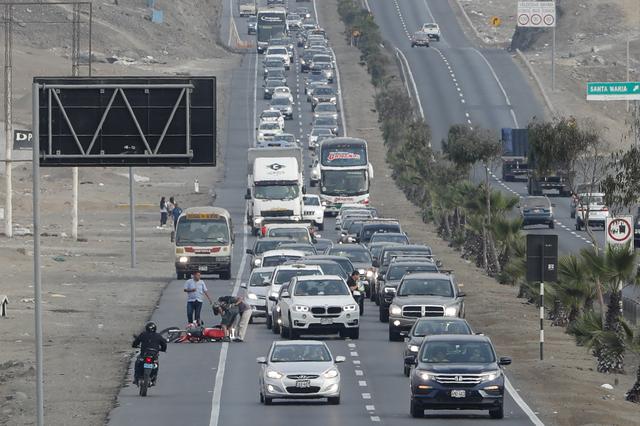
318,137,374,215
256,7,287,54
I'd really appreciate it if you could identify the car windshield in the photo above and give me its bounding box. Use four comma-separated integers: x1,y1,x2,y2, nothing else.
260,122,280,130
250,270,273,287
274,134,295,142
268,48,287,55
370,234,408,244
262,111,280,119
361,224,400,241
278,244,317,255
347,222,364,235
388,264,438,280
262,255,303,267
313,55,331,62
266,80,281,87
420,342,495,364
329,248,371,264
175,218,229,246
274,269,320,285
315,117,336,126
314,87,335,96
579,194,605,205
265,60,283,67
316,104,336,113
312,128,332,136
303,196,321,206
398,278,453,297
270,344,332,362
271,98,290,106
322,170,368,196
294,279,350,296
254,184,298,200
268,228,310,242
314,240,333,251
254,239,292,254
413,320,471,337
383,249,432,265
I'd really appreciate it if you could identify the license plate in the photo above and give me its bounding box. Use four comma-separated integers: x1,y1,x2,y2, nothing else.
198,266,208,272
143,363,155,369
320,318,333,325
533,209,541,213
451,390,466,398
296,380,311,388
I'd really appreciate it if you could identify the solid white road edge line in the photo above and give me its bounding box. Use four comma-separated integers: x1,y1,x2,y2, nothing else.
504,376,545,426
395,48,425,121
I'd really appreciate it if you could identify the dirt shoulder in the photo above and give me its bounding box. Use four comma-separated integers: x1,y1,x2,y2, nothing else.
452,0,640,149
319,0,639,424
0,3,240,425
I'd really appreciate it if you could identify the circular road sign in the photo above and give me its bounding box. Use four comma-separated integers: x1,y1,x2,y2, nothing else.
517,14,529,26
490,16,501,27
543,14,555,26
607,217,632,242
530,14,542,26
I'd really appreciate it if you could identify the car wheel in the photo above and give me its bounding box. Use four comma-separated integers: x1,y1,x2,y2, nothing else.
570,211,575,219
374,291,380,305
260,391,265,403
272,316,280,334
249,315,254,325
549,221,555,229
280,318,289,338
379,306,389,323
266,314,273,330
410,399,424,418
316,222,324,231
219,268,231,280
489,404,504,419
350,328,360,340
289,322,299,340
403,364,411,377
264,396,273,405
327,395,340,405
389,327,402,342
176,272,184,280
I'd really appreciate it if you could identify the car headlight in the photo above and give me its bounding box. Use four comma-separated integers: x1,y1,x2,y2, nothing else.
330,97,336,103
417,370,434,381
253,258,262,266
408,345,420,353
294,305,309,312
389,304,402,315
343,304,357,312
266,370,283,379
323,368,339,379
384,287,396,294
179,256,188,263
270,291,279,298
444,306,458,317
248,293,258,300
480,370,501,382
321,201,327,206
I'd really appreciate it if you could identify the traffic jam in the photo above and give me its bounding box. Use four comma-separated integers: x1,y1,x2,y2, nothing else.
173,1,511,420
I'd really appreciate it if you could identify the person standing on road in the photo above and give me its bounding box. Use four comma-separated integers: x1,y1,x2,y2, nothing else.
172,202,183,229
218,295,252,342
167,197,175,223
184,272,212,325
347,270,364,315
160,196,168,227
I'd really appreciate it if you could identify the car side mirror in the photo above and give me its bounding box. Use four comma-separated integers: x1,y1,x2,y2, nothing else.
399,331,408,337
245,189,251,200
458,291,466,298
240,282,247,289
499,356,512,366
268,295,277,302
335,356,346,363
404,355,417,365
281,291,290,298
256,357,267,364
246,248,254,255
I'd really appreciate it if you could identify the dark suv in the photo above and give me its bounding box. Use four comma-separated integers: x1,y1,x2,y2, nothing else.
358,221,402,245
407,335,512,419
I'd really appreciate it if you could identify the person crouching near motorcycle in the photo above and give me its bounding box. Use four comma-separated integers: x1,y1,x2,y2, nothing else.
132,321,167,385
347,270,364,315
213,299,238,342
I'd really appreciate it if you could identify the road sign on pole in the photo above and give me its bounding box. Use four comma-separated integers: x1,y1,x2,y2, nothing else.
490,16,501,27
606,216,633,246
517,1,556,28
587,82,640,101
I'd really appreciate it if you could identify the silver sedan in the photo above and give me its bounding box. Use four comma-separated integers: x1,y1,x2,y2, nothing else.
257,340,345,404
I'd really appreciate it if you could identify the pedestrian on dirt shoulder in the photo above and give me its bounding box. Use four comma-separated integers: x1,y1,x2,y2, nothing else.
167,197,175,218
184,272,212,325
160,196,168,227
172,202,183,229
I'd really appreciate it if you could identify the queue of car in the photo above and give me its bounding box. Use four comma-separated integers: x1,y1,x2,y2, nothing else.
239,4,512,417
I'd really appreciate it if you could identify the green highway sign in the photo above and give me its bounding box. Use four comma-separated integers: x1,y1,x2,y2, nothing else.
587,82,640,100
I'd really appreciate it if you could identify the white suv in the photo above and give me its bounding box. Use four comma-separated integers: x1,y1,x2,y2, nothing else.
265,46,291,69
278,275,360,340
302,194,325,231
266,264,324,332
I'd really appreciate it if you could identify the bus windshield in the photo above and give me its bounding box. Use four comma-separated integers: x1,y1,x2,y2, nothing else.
321,169,368,196
175,217,229,246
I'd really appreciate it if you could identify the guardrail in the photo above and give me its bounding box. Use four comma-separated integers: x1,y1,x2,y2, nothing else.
623,295,640,326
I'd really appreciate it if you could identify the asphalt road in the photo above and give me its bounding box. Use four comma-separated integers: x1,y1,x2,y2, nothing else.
107,1,543,425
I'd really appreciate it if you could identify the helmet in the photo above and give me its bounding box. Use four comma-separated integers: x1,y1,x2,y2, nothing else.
145,321,157,333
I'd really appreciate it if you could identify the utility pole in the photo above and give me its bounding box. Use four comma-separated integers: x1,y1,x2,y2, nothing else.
3,5,12,237
71,2,80,240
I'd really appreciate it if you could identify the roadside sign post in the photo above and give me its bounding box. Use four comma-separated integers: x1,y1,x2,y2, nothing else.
526,234,558,361
517,1,556,90
129,166,136,268
605,216,633,315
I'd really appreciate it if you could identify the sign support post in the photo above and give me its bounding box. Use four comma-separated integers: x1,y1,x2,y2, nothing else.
129,166,136,268
552,26,556,91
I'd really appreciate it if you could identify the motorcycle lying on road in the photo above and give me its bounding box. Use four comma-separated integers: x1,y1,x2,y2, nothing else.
159,323,227,343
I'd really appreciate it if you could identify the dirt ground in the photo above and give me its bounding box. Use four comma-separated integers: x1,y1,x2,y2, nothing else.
319,0,640,424
0,1,240,425
454,0,640,149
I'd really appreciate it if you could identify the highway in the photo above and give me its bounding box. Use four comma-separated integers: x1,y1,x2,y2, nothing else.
367,0,607,255
107,1,544,425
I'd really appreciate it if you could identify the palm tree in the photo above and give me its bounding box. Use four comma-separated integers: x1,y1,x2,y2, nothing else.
491,216,523,269
624,327,640,403
551,254,597,327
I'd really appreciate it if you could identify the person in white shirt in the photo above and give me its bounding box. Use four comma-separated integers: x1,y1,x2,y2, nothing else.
183,272,212,325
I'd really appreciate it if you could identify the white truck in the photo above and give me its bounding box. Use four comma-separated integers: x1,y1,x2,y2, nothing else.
245,147,305,235
239,0,257,17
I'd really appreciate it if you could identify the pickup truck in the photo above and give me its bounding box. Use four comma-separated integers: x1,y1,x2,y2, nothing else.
420,23,441,41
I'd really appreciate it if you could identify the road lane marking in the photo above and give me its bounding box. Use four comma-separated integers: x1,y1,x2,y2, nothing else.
359,380,367,386
353,359,361,365
366,405,375,411
362,393,372,399
355,369,364,376
371,416,380,422
504,376,545,426
350,351,359,357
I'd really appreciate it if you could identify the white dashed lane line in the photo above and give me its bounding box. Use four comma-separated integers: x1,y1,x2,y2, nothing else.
349,342,382,423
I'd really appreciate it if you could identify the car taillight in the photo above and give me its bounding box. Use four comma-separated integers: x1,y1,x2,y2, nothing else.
261,226,267,236
602,207,608,211
145,357,153,363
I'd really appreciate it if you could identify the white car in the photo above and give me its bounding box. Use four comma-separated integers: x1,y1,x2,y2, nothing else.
286,13,303,30
241,266,275,321
260,249,306,268
421,22,441,41
259,109,285,130
270,97,294,120
575,192,610,230
308,127,333,150
302,194,325,231
272,86,294,103
278,275,360,339
309,158,320,187
257,340,344,405
266,264,324,332
265,46,291,69
263,223,313,243
313,102,338,120
257,122,283,142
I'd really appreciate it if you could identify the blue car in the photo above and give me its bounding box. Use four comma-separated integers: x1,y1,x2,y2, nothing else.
520,196,554,229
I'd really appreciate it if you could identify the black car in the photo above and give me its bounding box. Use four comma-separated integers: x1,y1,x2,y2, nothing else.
368,232,409,247
247,16,257,35
402,318,472,376
246,237,295,269
304,255,354,279
313,238,334,252
358,221,402,245
407,335,511,419
411,31,430,47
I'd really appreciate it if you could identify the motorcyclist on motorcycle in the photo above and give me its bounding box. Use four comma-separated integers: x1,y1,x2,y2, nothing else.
132,321,167,385
347,270,364,315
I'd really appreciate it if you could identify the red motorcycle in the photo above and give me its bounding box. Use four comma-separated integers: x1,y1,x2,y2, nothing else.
159,323,226,343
